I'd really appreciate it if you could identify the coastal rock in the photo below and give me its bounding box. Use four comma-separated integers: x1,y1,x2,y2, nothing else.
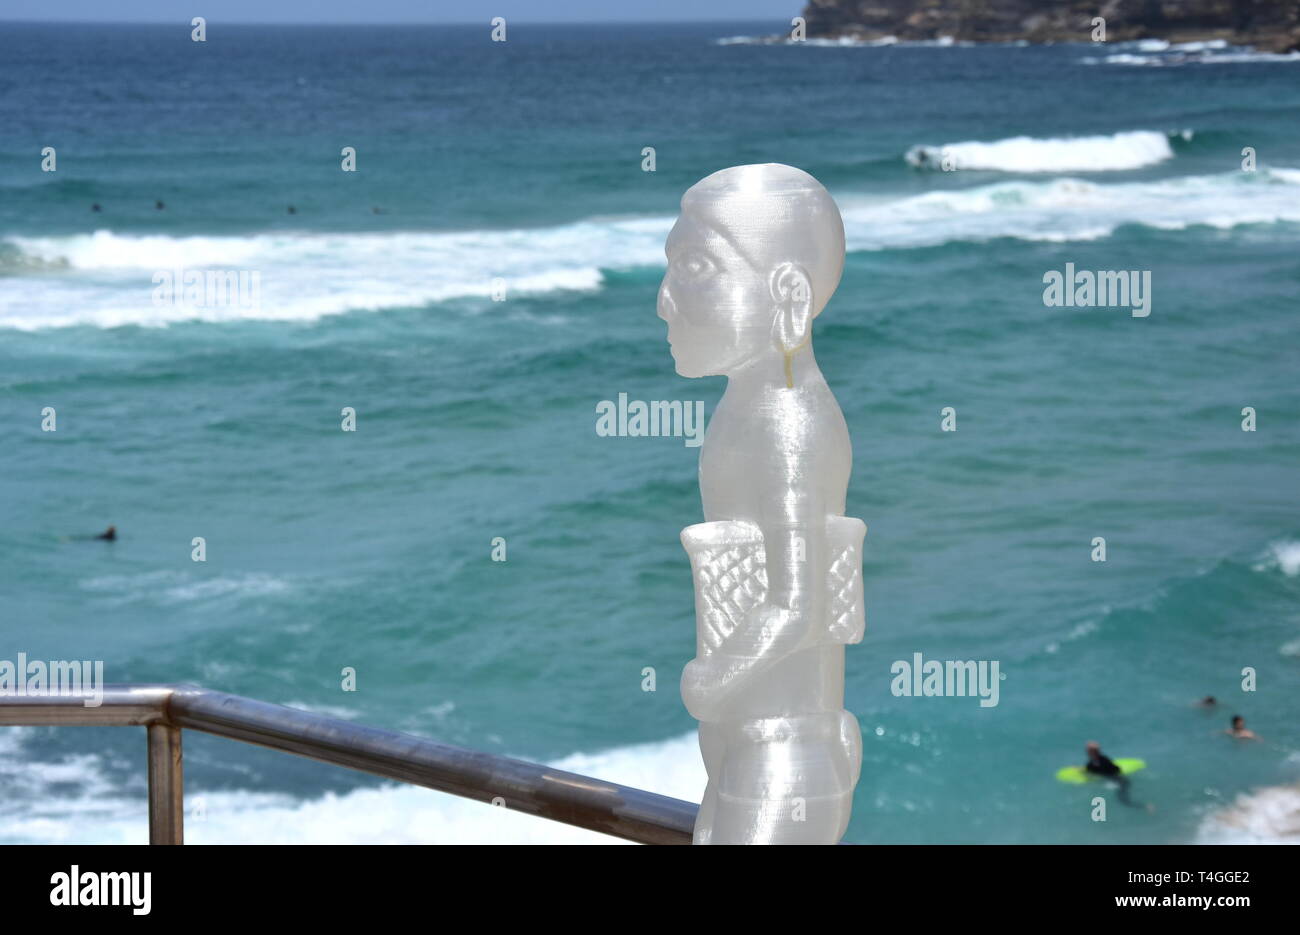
800,0,1300,52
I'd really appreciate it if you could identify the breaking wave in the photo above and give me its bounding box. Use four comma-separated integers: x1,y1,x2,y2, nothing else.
4,167,1298,329
905,130,1180,173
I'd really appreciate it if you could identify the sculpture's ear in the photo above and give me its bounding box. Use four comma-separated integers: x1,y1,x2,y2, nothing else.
770,262,813,354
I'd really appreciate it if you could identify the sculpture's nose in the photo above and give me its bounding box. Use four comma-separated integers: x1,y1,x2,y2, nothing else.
657,281,675,323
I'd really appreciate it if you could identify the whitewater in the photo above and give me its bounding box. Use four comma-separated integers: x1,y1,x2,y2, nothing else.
4,157,1299,330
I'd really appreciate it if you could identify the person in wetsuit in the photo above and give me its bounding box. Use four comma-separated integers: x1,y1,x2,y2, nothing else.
94,525,116,541
1084,740,1149,809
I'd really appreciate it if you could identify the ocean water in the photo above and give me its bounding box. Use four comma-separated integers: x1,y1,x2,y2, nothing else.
1,21,1298,844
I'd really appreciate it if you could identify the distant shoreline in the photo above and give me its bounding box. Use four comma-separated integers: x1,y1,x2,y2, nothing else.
802,27,1300,53
798,0,1300,54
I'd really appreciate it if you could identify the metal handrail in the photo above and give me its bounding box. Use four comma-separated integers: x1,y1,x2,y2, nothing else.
0,684,698,845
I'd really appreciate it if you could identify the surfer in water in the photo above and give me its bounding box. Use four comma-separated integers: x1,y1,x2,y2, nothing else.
65,525,116,543
1084,741,1153,811
1225,715,1258,740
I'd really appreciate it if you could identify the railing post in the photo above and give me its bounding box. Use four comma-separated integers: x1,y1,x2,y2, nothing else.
147,723,184,844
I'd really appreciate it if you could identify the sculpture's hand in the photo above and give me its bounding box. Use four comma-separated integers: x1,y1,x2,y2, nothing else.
680,656,725,721
681,603,807,721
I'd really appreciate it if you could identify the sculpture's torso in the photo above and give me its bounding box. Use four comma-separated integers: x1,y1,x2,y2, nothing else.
699,372,851,523
683,362,865,844
698,370,852,717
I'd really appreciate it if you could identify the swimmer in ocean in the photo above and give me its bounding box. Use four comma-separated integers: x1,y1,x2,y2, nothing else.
1225,715,1258,740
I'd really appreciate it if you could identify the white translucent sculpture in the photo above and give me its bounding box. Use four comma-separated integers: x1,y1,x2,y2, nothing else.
659,164,865,845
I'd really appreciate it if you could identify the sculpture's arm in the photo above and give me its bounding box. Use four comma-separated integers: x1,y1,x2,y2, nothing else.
682,463,829,721
761,485,828,641
681,603,803,721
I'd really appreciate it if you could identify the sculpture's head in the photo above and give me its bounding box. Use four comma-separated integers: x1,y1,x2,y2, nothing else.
657,163,844,379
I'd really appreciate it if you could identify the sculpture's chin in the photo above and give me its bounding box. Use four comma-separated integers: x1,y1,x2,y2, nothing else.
671,352,703,379
678,363,716,379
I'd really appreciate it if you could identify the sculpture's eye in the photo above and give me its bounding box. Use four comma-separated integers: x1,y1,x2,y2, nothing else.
679,254,715,278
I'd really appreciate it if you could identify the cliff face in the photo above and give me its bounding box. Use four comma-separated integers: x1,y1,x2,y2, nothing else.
800,0,1300,52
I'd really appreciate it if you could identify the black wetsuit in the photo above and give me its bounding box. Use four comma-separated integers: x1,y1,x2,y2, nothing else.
1086,752,1120,777
1086,752,1133,805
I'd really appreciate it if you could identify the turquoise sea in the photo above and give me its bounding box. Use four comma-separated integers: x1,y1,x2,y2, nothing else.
1,21,1298,843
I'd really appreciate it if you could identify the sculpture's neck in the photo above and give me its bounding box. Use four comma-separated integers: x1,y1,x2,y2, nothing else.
726,343,821,393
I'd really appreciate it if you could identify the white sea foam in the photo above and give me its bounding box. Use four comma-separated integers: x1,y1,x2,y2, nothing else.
1168,40,1230,52
1082,41,1300,66
905,130,1177,172
1196,783,1300,844
4,168,1298,329
1253,540,1300,577
715,34,960,48
1273,541,1300,577
838,166,1300,249
80,570,294,604
0,726,32,756
0,729,706,844
0,218,666,330
0,736,130,843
